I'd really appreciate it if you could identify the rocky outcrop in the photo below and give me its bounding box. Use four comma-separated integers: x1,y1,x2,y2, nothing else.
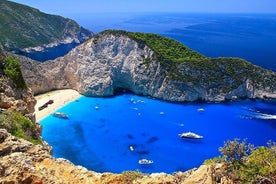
0,129,233,184
0,79,36,122
20,31,276,102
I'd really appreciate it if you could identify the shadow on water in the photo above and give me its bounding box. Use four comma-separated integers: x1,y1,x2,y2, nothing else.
72,121,86,142
138,164,155,171
127,134,135,139
70,121,108,172
146,136,159,144
179,138,204,144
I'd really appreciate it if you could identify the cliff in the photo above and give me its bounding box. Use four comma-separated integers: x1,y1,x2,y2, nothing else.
0,47,36,122
0,46,42,145
20,31,276,102
0,0,93,60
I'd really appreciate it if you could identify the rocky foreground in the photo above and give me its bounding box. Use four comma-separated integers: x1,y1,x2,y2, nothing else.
0,129,234,184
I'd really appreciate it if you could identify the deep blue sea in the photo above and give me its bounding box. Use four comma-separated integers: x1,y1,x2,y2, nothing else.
40,13,276,174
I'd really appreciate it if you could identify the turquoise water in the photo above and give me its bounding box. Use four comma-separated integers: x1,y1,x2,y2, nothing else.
40,94,276,173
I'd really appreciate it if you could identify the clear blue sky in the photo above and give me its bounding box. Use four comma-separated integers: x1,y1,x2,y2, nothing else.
9,0,276,14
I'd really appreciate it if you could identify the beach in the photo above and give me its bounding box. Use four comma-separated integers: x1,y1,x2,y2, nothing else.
35,89,81,121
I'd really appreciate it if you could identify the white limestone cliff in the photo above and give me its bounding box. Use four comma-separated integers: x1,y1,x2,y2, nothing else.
19,32,276,102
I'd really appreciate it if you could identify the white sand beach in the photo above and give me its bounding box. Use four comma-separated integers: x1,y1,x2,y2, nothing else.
35,89,81,121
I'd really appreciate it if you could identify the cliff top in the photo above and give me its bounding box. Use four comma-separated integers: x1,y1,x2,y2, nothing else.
98,30,206,62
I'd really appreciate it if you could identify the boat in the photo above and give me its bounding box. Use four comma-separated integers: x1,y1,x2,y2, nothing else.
53,112,69,119
138,159,154,165
197,108,205,112
129,145,134,151
178,132,203,139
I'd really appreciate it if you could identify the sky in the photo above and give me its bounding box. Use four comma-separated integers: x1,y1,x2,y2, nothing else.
9,0,276,15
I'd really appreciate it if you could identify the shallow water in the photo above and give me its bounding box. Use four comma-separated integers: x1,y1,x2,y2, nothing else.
40,94,276,173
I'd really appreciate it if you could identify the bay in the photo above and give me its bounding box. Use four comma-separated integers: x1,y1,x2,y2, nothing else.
39,13,276,173
40,94,276,173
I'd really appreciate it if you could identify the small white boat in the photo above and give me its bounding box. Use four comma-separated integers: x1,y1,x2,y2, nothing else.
129,145,134,151
138,159,154,165
197,108,205,112
178,132,203,139
53,112,69,119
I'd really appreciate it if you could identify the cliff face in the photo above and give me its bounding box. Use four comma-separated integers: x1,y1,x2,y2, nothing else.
0,48,36,123
21,31,276,102
0,0,93,60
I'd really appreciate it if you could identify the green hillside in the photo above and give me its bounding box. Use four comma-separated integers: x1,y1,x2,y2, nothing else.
127,32,206,62
0,0,92,50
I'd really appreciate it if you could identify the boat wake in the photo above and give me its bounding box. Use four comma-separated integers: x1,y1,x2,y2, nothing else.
242,108,276,121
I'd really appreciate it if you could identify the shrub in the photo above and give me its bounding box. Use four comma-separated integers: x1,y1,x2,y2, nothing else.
237,146,276,183
219,138,254,167
204,156,224,165
0,111,41,144
3,57,27,89
121,170,144,183
217,139,276,183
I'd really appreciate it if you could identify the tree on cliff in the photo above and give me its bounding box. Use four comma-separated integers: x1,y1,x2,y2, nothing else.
3,57,27,89
218,139,276,184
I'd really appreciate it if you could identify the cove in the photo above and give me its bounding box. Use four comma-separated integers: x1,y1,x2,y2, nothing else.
40,94,276,173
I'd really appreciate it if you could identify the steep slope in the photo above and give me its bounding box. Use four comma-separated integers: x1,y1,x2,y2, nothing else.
20,30,276,102
0,0,93,60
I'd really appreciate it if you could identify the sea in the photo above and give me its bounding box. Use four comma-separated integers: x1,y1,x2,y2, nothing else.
39,13,276,174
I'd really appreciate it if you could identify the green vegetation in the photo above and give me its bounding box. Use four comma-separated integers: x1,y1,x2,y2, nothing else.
0,46,5,73
121,170,145,183
127,32,206,62
219,138,255,172
0,112,42,144
206,139,276,184
0,0,90,50
3,57,27,89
